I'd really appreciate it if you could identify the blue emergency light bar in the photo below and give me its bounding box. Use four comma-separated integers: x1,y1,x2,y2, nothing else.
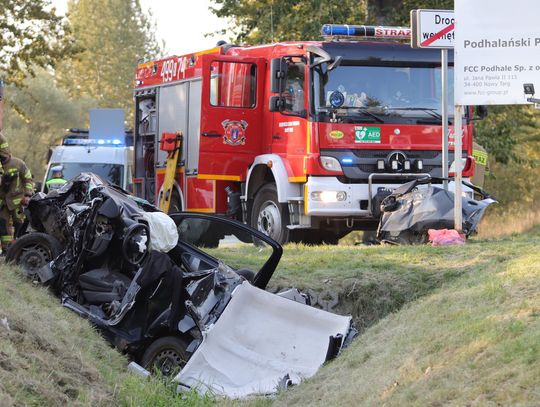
321,24,411,40
63,138,124,146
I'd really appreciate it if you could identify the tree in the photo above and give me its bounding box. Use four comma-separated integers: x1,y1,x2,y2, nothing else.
0,0,76,86
370,0,453,25
3,69,96,181
210,0,368,44
57,0,161,121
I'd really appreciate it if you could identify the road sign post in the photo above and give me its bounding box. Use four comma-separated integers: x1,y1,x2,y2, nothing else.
411,9,462,230
441,48,449,191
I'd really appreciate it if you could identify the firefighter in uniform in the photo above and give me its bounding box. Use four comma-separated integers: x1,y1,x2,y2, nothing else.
45,165,67,192
0,132,33,251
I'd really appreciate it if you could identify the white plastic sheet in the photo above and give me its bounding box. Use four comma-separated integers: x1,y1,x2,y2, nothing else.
139,211,178,253
175,281,352,397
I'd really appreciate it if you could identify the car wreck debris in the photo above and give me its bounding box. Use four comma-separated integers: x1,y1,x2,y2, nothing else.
377,178,496,244
8,172,356,397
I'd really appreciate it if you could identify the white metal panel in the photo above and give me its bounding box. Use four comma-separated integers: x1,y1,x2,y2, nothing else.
187,80,202,173
157,83,189,167
175,282,352,397
455,0,540,105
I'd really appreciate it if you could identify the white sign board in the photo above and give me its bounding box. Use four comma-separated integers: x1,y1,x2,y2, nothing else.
455,0,540,105
412,10,454,49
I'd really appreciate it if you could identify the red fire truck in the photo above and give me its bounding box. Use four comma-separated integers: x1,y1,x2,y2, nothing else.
133,25,479,244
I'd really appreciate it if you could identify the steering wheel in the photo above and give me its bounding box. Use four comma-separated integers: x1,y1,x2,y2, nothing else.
122,223,150,267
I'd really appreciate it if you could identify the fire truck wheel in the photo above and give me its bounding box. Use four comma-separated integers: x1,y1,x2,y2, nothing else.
168,190,182,214
251,183,289,244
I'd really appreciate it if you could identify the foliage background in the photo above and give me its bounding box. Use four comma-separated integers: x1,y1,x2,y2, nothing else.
0,0,538,217
1,0,161,181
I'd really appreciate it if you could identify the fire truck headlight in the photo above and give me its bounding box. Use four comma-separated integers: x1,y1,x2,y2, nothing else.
403,160,411,171
376,159,385,171
416,160,423,171
391,160,399,171
311,191,347,202
320,156,343,172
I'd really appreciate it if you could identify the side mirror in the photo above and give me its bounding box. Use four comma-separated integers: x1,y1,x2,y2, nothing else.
475,105,488,120
269,96,285,112
270,58,288,93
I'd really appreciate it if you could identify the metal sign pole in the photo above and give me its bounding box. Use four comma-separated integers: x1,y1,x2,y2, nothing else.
454,104,463,231
441,49,449,190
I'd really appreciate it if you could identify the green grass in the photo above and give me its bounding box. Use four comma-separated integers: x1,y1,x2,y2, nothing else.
268,232,540,406
0,264,211,406
1,229,539,406
0,264,126,406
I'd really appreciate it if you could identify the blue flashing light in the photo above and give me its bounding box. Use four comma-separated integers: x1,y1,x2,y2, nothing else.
341,158,353,164
322,24,364,37
321,24,411,39
62,137,125,147
329,91,345,108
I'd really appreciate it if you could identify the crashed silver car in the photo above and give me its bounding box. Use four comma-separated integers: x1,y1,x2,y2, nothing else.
8,173,356,397
377,177,496,244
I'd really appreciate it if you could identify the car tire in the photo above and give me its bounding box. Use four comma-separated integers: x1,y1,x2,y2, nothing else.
6,233,63,278
140,336,189,377
251,183,289,244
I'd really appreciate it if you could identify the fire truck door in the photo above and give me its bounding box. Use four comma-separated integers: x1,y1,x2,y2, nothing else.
199,55,266,180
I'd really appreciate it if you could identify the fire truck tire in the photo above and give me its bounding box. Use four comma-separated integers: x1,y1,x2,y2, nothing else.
251,183,289,244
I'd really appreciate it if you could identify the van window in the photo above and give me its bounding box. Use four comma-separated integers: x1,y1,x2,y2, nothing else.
210,61,257,108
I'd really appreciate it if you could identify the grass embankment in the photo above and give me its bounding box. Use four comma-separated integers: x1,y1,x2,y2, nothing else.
0,264,125,406
270,231,540,406
0,264,213,407
1,229,539,406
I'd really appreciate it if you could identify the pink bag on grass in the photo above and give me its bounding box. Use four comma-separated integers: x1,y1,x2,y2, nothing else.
428,229,465,246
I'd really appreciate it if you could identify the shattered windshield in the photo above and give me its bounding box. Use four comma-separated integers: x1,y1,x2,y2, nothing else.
47,163,124,186
312,64,455,123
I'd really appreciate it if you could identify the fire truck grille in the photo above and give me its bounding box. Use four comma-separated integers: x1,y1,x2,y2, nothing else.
357,164,435,173
320,149,464,182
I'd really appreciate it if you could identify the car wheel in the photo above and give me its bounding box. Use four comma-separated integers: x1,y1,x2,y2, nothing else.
251,183,289,244
140,336,189,377
6,233,63,278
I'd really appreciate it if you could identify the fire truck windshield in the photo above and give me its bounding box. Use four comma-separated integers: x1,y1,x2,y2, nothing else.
312,63,455,124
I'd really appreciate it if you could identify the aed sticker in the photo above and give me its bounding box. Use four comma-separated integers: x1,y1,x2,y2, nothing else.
329,130,344,140
355,126,381,143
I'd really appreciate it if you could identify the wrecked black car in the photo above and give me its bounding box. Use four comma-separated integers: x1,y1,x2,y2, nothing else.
8,173,355,396
377,177,496,244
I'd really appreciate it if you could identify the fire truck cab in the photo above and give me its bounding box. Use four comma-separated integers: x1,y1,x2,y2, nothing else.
133,25,477,244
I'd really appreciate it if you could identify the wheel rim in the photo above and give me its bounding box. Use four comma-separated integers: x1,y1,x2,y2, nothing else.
257,200,282,240
153,349,185,376
18,244,52,277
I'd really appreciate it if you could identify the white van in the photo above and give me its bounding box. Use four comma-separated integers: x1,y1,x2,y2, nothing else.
43,132,133,192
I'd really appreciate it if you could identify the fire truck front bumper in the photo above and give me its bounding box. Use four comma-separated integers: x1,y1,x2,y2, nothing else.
303,176,473,217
